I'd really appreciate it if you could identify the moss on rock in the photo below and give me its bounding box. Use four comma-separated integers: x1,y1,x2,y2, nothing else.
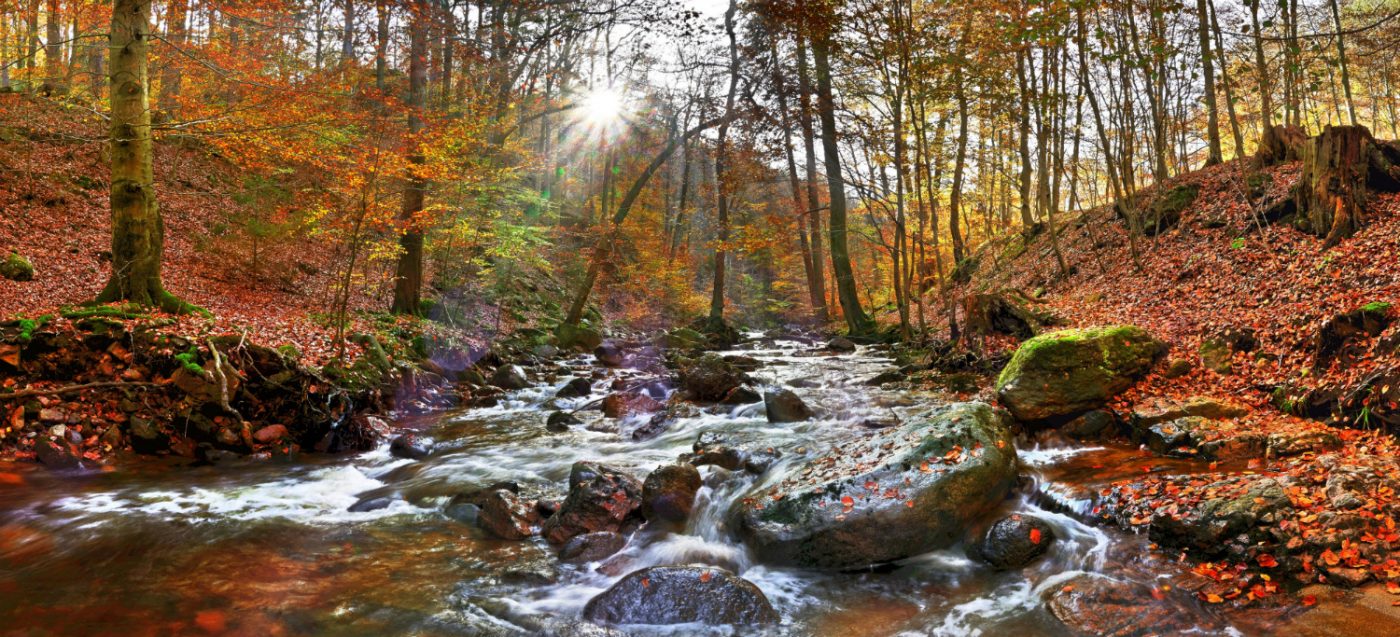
996,326,1165,422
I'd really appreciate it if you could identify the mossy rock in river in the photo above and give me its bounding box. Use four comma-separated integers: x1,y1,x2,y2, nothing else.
996,326,1165,422
730,402,1017,570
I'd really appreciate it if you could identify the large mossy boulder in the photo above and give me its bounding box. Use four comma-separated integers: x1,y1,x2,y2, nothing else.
582,566,779,626
996,326,1165,422
554,323,603,351
730,402,1017,570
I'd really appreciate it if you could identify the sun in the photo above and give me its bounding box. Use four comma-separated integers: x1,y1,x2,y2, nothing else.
581,88,625,125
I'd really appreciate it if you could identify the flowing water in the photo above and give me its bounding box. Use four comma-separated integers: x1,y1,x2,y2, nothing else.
0,337,1290,636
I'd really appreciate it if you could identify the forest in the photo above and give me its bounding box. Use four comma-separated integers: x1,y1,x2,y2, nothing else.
1,0,1399,634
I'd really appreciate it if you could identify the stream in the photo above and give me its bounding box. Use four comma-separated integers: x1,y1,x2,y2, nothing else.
0,336,1298,635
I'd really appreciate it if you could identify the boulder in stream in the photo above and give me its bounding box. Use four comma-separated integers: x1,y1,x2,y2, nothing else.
826,336,857,352
490,364,530,390
764,389,814,423
1047,574,1226,637
969,514,1056,570
601,392,664,419
559,531,627,564
996,326,1165,422
581,566,779,626
641,463,701,524
594,343,625,367
478,489,543,540
556,377,592,399
543,462,643,545
676,355,750,402
731,401,1017,569
546,410,581,432
389,433,432,459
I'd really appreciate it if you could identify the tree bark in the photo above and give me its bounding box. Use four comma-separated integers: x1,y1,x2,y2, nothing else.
390,0,430,314
1284,125,1400,247
812,20,874,335
158,0,186,115
97,0,194,313
795,34,829,322
1196,0,1221,166
707,0,739,325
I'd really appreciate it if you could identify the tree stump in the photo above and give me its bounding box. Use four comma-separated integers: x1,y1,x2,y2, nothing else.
962,290,1059,340
1253,124,1307,168
1293,126,1400,247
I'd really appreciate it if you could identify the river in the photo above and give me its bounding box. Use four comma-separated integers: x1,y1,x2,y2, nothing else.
0,335,1324,635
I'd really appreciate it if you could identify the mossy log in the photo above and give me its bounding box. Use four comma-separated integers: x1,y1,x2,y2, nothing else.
1263,125,1400,246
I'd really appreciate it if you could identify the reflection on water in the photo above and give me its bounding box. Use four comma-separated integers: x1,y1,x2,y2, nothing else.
0,338,1292,635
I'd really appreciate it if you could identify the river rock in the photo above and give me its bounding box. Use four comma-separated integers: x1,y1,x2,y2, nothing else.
556,377,592,399
348,496,394,512
764,389,814,423
731,402,1017,569
581,566,779,626
1147,478,1291,552
1047,574,1225,636
677,355,749,401
1060,409,1119,440
654,327,708,351
34,436,83,470
490,364,530,390
559,531,627,564
389,433,433,459
996,326,1165,422
128,417,169,454
594,343,625,367
546,411,580,432
721,355,764,372
826,336,857,352
720,385,761,405
602,392,664,419
970,514,1055,569
641,464,702,524
543,462,643,545
478,489,542,540
249,424,285,444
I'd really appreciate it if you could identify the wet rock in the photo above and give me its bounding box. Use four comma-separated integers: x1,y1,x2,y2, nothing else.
996,326,1165,422
720,385,761,405
594,343,625,368
532,344,560,360
1137,416,1264,459
969,514,1055,569
556,377,592,399
1132,396,1249,428
865,369,905,386
478,489,542,540
546,411,581,432
826,336,857,352
559,531,627,564
34,436,83,470
543,462,643,545
721,355,763,372
128,417,169,454
654,327,708,351
252,424,289,444
641,464,702,524
1047,574,1225,637
677,355,750,401
732,402,1017,569
1060,409,1118,440
348,496,394,512
764,389,814,423
1162,358,1193,378
1147,478,1291,552
581,566,779,626
687,431,746,471
601,392,664,419
489,364,530,390
389,433,433,459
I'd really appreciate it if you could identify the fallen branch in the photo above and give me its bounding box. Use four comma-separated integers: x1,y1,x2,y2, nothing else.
0,381,160,401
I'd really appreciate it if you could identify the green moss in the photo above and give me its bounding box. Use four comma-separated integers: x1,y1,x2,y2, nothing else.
1361,301,1392,314
275,344,301,360
996,326,1159,390
0,252,34,281
60,303,150,321
174,347,206,375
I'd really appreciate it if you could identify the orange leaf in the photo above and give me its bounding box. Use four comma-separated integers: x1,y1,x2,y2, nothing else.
1030,528,1043,545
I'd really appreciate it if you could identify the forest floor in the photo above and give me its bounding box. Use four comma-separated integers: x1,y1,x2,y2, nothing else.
945,156,1400,607
0,93,394,365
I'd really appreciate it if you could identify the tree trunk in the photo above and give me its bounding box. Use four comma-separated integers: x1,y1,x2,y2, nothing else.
390,0,430,314
707,0,739,325
342,0,355,63
42,0,63,94
1249,0,1274,131
795,34,829,322
1328,0,1356,126
97,0,193,313
771,40,820,321
1255,123,1307,168
158,0,186,115
1196,0,1221,166
812,24,874,335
